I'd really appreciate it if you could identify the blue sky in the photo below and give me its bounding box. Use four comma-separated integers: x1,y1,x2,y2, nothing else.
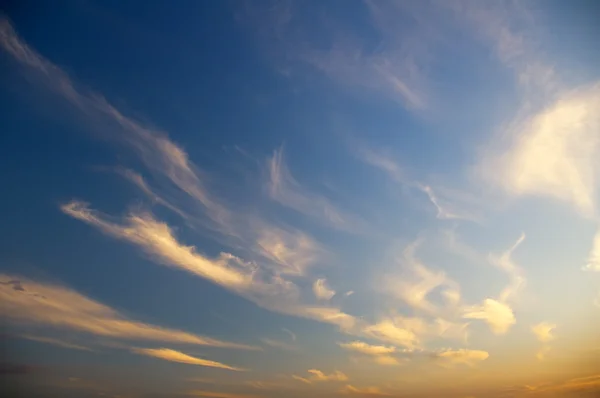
1,1,600,397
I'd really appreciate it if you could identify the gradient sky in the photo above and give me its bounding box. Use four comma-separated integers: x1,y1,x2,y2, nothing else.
1,1,600,397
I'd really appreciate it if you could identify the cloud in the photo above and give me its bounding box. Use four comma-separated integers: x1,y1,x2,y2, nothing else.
583,228,600,272
256,225,325,276
131,348,244,371
341,384,391,396
338,341,396,356
260,338,297,352
531,322,556,343
282,328,296,342
435,349,489,367
535,346,551,361
478,83,600,217
384,239,461,316
267,147,358,231
491,233,526,303
0,274,255,350
313,278,336,300
293,369,348,384
187,392,261,398
363,318,420,349
0,17,241,238
358,150,479,222
463,299,515,335
19,334,93,352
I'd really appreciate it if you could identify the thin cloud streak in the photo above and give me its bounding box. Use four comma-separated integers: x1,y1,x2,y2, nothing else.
131,347,245,371
0,274,257,350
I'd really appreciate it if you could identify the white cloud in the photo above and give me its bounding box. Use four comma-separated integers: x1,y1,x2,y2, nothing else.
131,347,244,371
0,275,256,350
583,228,600,272
531,322,556,343
436,349,489,367
463,298,515,335
313,279,336,300
479,83,600,216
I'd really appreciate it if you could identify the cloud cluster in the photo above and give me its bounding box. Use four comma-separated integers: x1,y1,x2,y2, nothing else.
435,349,489,368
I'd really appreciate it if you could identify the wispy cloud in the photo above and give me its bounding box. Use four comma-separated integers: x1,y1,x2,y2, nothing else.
267,147,359,232
358,149,480,222
0,274,255,350
0,17,237,235
131,347,244,371
260,338,297,352
492,233,527,303
19,334,93,352
435,349,489,368
293,369,348,384
255,224,326,276
384,239,459,315
313,278,336,301
281,328,296,342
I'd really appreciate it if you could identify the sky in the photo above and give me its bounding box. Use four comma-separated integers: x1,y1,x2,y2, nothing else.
1,1,600,397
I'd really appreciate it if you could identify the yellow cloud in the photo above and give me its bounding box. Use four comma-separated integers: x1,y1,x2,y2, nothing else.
131,348,244,371
436,349,489,367
535,345,551,361
479,82,600,216
463,298,515,334
293,369,348,384
187,391,261,398
363,318,420,349
338,341,396,356
342,384,391,396
531,322,556,343
0,274,255,350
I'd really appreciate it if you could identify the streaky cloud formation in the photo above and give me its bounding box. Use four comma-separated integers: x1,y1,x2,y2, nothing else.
0,274,255,350
131,347,244,371
19,334,93,352
268,147,359,232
